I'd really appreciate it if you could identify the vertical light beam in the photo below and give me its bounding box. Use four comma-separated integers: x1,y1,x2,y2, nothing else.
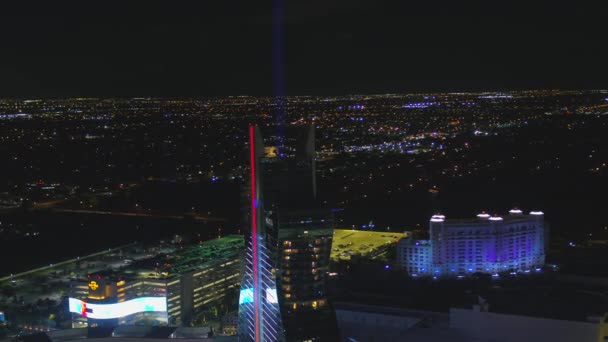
273,0,286,156
249,125,260,341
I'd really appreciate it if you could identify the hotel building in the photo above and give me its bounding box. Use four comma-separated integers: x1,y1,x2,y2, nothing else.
398,210,545,276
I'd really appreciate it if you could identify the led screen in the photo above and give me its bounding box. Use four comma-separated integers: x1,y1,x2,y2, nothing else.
68,297,167,319
265,288,278,304
239,288,254,304
239,288,278,304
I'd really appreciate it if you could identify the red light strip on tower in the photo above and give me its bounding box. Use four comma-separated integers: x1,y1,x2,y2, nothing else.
249,125,260,341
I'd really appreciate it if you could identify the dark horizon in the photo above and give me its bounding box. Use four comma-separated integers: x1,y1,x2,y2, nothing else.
1,2,607,97
0,87,606,100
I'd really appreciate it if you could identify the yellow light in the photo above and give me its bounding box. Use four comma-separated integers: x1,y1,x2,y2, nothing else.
88,281,99,291
87,295,105,300
264,146,277,158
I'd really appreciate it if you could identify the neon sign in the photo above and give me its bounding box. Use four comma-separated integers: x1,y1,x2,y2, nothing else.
68,297,167,319
88,281,99,291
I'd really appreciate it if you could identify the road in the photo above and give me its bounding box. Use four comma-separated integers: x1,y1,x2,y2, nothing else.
51,209,227,222
0,243,137,282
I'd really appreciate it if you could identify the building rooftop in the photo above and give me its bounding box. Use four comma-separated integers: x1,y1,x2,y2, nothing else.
331,229,406,261
16,327,237,342
429,210,543,225
162,235,244,276
481,284,608,322
334,302,449,322
89,235,244,281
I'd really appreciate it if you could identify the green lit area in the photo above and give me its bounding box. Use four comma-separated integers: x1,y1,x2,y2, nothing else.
104,235,245,280
165,235,244,276
331,229,406,261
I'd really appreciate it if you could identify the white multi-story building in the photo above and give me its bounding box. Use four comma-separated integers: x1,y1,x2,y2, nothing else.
398,210,545,276
397,239,432,275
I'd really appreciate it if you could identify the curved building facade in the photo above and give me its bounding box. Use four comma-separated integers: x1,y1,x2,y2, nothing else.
398,210,545,276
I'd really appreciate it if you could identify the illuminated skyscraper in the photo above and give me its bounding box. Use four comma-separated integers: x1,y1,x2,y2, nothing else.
238,124,335,341
264,125,336,341
274,208,334,341
237,125,285,342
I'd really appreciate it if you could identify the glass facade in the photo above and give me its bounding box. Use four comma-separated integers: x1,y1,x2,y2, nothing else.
238,124,336,341
237,125,285,342
275,209,334,341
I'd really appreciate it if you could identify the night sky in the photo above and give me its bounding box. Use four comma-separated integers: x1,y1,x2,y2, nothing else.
0,1,606,97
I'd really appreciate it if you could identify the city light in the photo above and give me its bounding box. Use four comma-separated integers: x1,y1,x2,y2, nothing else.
0,4,604,341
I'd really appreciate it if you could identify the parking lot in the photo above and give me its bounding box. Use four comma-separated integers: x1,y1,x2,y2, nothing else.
331,229,407,261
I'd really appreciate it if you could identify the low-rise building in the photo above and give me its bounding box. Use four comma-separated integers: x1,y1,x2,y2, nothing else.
335,302,608,342
69,235,244,328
